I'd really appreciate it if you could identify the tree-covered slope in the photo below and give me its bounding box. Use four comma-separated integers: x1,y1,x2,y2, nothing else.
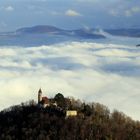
0,98,140,140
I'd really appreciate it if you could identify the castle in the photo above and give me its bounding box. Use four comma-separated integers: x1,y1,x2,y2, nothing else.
38,88,57,107
37,88,77,117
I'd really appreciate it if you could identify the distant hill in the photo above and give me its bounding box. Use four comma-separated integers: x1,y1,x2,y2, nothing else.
16,25,62,34
0,97,140,140
105,28,140,37
14,25,140,38
15,25,105,39
0,25,140,38
0,25,105,46
0,25,140,46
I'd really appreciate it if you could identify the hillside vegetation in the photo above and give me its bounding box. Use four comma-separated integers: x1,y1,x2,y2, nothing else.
0,94,140,140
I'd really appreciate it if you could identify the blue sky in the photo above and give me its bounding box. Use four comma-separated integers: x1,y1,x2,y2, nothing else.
0,0,140,31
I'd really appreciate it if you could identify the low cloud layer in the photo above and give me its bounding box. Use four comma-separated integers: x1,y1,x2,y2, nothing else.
0,42,140,120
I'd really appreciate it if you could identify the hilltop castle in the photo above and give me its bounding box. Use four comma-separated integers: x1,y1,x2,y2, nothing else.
37,88,77,117
38,88,57,107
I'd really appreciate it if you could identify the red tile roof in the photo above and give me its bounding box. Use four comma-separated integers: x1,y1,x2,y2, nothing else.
42,97,49,104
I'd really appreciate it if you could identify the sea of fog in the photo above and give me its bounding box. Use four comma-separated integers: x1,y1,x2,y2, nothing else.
0,37,140,120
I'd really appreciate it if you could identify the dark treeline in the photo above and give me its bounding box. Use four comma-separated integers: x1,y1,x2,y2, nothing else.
0,96,140,140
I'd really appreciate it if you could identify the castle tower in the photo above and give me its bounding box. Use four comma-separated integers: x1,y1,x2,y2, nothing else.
38,88,42,104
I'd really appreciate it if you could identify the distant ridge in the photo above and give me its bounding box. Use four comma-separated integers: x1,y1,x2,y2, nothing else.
1,25,140,38
16,25,62,34
14,25,140,37
105,28,140,37
15,25,105,39
0,25,140,46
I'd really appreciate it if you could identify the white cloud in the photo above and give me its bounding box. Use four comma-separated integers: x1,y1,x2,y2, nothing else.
5,6,14,11
76,0,98,3
109,9,119,16
109,6,140,17
36,0,47,1
51,9,81,17
0,42,140,120
131,7,140,13
124,6,140,17
65,9,82,17
124,10,132,17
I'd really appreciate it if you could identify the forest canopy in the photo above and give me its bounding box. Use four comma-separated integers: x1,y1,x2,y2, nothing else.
0,94,140,140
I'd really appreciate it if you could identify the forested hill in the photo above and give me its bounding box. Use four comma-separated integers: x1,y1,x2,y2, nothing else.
0,97,140,140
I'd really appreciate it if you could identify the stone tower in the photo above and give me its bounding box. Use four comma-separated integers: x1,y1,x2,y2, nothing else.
38,88,42,103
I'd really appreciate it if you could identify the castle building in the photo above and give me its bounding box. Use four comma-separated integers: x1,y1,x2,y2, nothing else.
38,88,57,107
38,88,42,103
37,89,77,117
38,88,50,107
66,110,77,117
